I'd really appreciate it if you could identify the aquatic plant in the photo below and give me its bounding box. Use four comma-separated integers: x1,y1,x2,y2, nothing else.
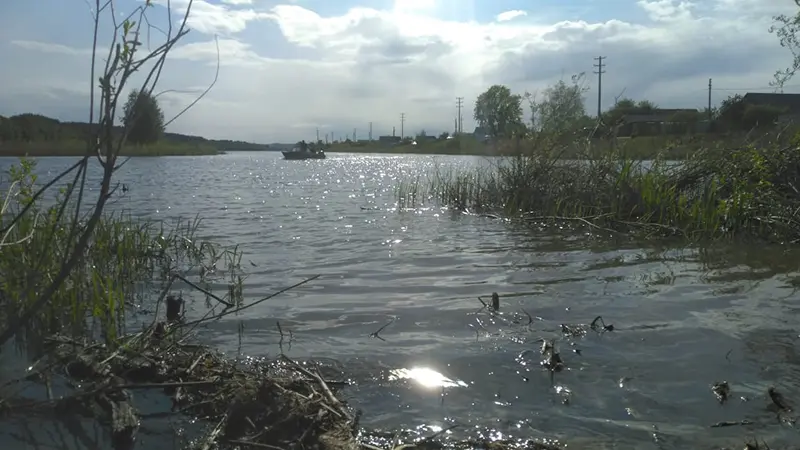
395,134,800,243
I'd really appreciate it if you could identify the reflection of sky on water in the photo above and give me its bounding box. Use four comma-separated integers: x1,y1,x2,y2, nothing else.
388,366,468,389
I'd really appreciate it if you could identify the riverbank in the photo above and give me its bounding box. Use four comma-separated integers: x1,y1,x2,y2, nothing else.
396,134,800,243
328,134,743,160
0,140,222,156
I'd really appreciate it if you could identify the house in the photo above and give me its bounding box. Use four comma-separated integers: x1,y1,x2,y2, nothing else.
378,135,402,145
619,108,703,136
742,92,800,114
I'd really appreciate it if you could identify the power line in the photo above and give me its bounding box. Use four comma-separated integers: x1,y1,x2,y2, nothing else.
593,56,606,117
400,112,405,138
456,97,464,134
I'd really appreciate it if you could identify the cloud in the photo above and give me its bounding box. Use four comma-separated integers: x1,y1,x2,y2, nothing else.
152,0,271,35
2,0,799,144
10,40,93,56
496,10,527,22
637,0,694,22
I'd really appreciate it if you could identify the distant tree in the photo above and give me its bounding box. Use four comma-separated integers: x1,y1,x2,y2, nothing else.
439,131,449,139
603,97,660,125
635,100,657,111
528,73,589,135
473,84,524,138
122,89,165,145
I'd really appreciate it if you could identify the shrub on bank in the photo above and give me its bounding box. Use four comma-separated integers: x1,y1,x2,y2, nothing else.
0,158,238,351
396,137,800,242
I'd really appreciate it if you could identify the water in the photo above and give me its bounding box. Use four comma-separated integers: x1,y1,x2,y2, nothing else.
2,152,800,449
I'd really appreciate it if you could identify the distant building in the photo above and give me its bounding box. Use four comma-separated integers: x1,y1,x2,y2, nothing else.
741,92,800,114
378,135,402,145
619,108,703,136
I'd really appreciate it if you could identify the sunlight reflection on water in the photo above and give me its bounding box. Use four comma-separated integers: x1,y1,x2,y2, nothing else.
388,366,468,389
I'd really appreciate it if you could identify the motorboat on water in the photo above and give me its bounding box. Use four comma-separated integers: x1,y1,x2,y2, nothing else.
282,143,326,160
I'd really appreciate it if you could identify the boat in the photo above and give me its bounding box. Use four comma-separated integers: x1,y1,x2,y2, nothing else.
282,147,326,160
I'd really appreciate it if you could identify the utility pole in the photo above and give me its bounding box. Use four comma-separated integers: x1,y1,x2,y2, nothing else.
593,56,606,118
368,122,373,141
316,128,320,143
456,97,464,134
353,128,356,141
707,78,712,121
400,113,405,138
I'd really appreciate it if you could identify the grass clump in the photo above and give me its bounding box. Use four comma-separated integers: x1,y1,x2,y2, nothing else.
0,157,242,352
396,133,800,242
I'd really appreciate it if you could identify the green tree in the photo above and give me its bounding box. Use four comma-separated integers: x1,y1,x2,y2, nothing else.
603,98,659,124
122,89,165,145
473,84,524,138
528,73,589,135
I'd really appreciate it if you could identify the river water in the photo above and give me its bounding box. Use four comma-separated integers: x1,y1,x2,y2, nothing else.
2,152,800,449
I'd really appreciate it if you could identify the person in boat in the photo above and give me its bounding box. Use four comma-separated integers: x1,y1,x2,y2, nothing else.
299,140,308,152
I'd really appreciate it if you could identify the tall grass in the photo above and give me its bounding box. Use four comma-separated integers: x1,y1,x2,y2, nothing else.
0,157,242,353
396,138,800,242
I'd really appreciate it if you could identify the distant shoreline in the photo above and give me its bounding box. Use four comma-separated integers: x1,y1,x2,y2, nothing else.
0,142,224,157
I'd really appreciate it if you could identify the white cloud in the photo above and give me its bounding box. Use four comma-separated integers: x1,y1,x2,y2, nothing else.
496,10,527,22
637,0,694,22
221,0,253,5
3,0,800,144
11,40,93,56
152,0,270,34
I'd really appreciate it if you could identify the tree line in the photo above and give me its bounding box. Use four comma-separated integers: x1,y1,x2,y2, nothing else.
472,73,795,140
0,90,269,151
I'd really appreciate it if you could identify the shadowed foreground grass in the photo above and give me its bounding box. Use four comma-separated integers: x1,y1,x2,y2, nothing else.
396,136,800,243
0,139,221,157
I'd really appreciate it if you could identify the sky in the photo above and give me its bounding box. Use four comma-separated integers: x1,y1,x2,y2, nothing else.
0,0,798,144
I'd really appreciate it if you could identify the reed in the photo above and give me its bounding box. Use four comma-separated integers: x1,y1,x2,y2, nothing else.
0,157,243,352
396,136,800,242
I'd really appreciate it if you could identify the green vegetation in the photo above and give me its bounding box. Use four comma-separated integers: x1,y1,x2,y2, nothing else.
327,132,759,160
0,109,269,156
122,88,165,145
0,157,240,350
396,129,800,242
0,139,219,156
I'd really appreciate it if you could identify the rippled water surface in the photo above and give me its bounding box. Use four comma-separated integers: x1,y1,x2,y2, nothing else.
3,152,800,449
